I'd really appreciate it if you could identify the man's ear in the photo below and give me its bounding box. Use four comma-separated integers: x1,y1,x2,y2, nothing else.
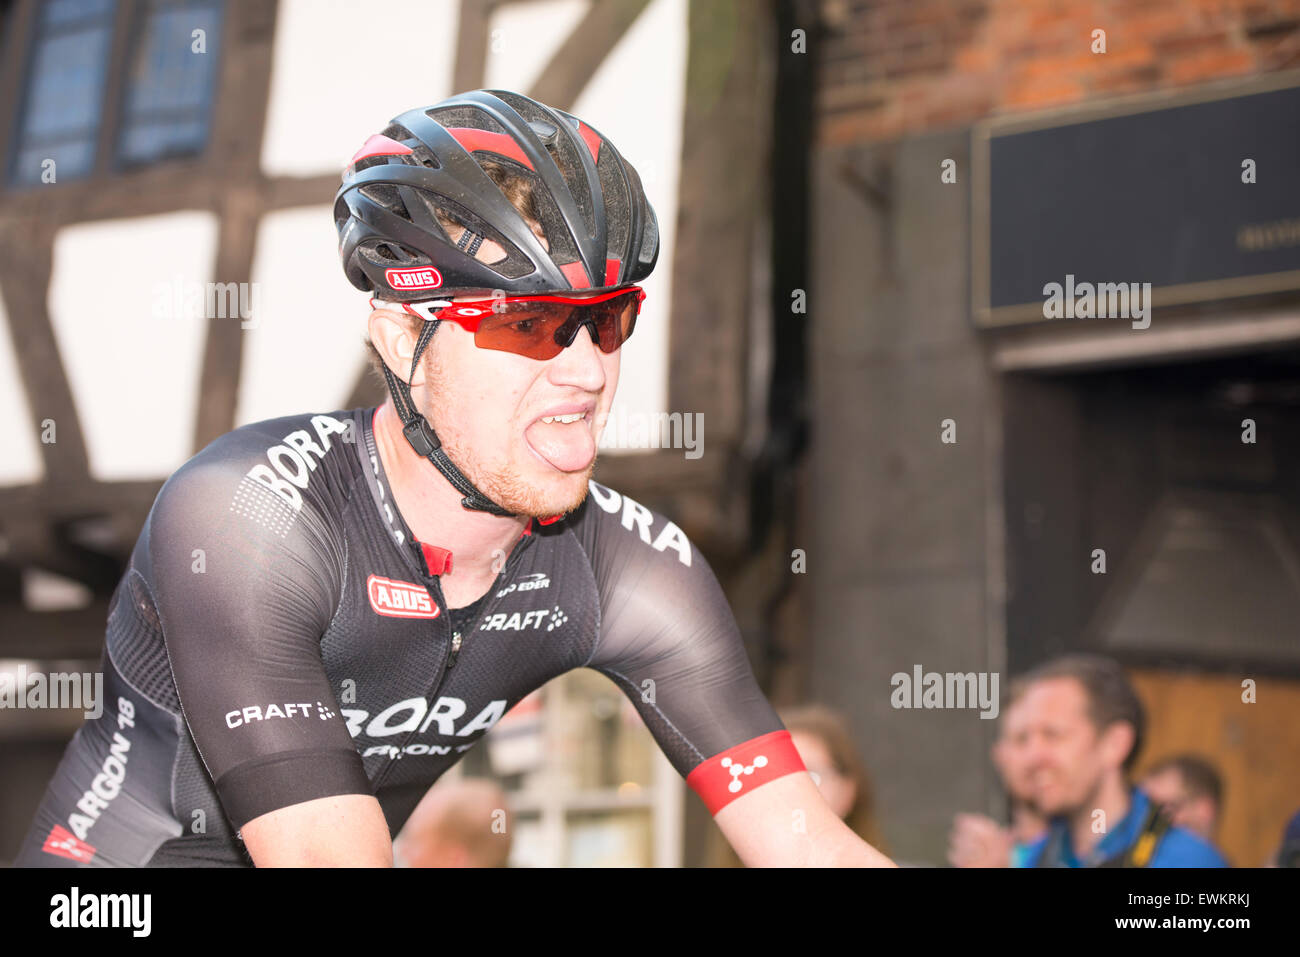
1099,721,1136,772
1188,796,1217,832
368,306,425,384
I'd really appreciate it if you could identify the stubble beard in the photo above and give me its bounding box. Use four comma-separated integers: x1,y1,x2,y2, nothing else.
442,427,596,517
421,350,595,519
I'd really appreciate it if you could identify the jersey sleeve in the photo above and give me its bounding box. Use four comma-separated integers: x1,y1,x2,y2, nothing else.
576,482,806,814
139,426,372,831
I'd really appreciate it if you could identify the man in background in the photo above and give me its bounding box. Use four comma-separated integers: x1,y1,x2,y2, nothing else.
1140,753,1225,847
1011,655,1227,868
949,693,1048,867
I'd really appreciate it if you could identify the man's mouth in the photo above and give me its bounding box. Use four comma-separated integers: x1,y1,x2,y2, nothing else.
524,404,596,473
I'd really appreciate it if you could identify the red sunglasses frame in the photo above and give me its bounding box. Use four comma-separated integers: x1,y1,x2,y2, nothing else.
371,285,646,332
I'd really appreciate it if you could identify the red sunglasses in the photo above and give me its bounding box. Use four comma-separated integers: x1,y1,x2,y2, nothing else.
373,286,646,361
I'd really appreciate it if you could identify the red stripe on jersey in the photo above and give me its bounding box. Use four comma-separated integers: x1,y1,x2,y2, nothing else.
686,730,806,815
42,824,97,863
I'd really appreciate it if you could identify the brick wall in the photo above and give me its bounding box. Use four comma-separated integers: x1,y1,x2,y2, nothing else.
815,0,1300,145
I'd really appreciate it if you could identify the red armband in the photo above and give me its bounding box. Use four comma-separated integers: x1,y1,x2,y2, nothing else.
686,730,807,815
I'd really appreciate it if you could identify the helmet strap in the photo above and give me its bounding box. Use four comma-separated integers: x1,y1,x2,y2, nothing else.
378,319,515,517
455,227,485,257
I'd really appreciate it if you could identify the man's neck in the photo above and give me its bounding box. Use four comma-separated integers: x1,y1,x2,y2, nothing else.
1067,773,1131,861
1011,802,1048,843
372,401,528,591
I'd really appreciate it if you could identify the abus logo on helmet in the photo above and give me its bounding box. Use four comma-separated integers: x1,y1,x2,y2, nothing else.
367,574,439,619
385,266,442,290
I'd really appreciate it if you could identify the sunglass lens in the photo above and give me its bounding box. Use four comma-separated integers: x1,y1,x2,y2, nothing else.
476,308,565,359
474,290,639,359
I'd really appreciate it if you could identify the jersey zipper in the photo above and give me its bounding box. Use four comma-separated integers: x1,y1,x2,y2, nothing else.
427,531,533,689
371,531,536,789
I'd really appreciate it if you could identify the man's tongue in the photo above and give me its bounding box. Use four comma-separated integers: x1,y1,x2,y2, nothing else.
526,417,595,472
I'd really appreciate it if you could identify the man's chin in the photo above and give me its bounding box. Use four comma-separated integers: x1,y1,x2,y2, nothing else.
480,458,596,519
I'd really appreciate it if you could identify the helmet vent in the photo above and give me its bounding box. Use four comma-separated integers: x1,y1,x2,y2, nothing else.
425,106,507,135
408,144,440,170
360,184,410,221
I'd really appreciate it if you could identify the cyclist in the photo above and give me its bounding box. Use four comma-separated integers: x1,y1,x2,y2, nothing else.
17,90,894,868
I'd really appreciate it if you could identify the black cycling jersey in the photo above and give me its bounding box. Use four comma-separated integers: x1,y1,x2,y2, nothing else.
17,407,803,867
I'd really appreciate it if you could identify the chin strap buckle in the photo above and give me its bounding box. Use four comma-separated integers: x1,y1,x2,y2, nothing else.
402,418,441,458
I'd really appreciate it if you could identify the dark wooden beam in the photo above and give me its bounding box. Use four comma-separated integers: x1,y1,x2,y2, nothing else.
527,0,652,111
91,0,138,181
0,220,91,481
193,0,281,451
0,0,38,178
453,0,490,93
192,184,258,452
0,479,161,515
264,172,340,211
670,0,766,451
2,513,126,594
344,360,388,413
0,603,110,660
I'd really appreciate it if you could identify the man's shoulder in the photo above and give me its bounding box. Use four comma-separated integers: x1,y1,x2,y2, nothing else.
565,478,696,571
1013,834,1050,867
154,408,364,523
1152,826,1229,868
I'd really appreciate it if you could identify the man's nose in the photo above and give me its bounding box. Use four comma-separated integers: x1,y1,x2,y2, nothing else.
548,320,607,386
557,318,601,350
1023,736,1051,768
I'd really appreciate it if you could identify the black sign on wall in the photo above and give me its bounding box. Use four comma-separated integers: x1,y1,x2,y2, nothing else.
972,71,1300,328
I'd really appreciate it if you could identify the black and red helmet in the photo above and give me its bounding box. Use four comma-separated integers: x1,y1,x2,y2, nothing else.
334,89,660,300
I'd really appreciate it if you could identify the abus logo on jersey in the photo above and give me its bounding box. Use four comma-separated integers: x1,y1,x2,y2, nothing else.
385,265,442,290
368,575,439,619
495,572,551,598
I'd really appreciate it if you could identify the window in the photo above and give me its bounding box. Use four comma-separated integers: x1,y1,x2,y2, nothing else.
463,670,685,867
7,0,224,188
116,0,223,167
9,0,117,186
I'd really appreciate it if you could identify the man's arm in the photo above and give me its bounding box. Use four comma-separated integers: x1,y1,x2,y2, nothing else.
242,795,393,867
575,484,895,868
715,771,895,867
144,436,380,864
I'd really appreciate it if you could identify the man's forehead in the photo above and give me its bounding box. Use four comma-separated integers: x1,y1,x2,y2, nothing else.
1143,767,1182,788
1021,676,1090,713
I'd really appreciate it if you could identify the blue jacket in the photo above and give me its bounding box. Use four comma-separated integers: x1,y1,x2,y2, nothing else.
1020,788,1228,868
